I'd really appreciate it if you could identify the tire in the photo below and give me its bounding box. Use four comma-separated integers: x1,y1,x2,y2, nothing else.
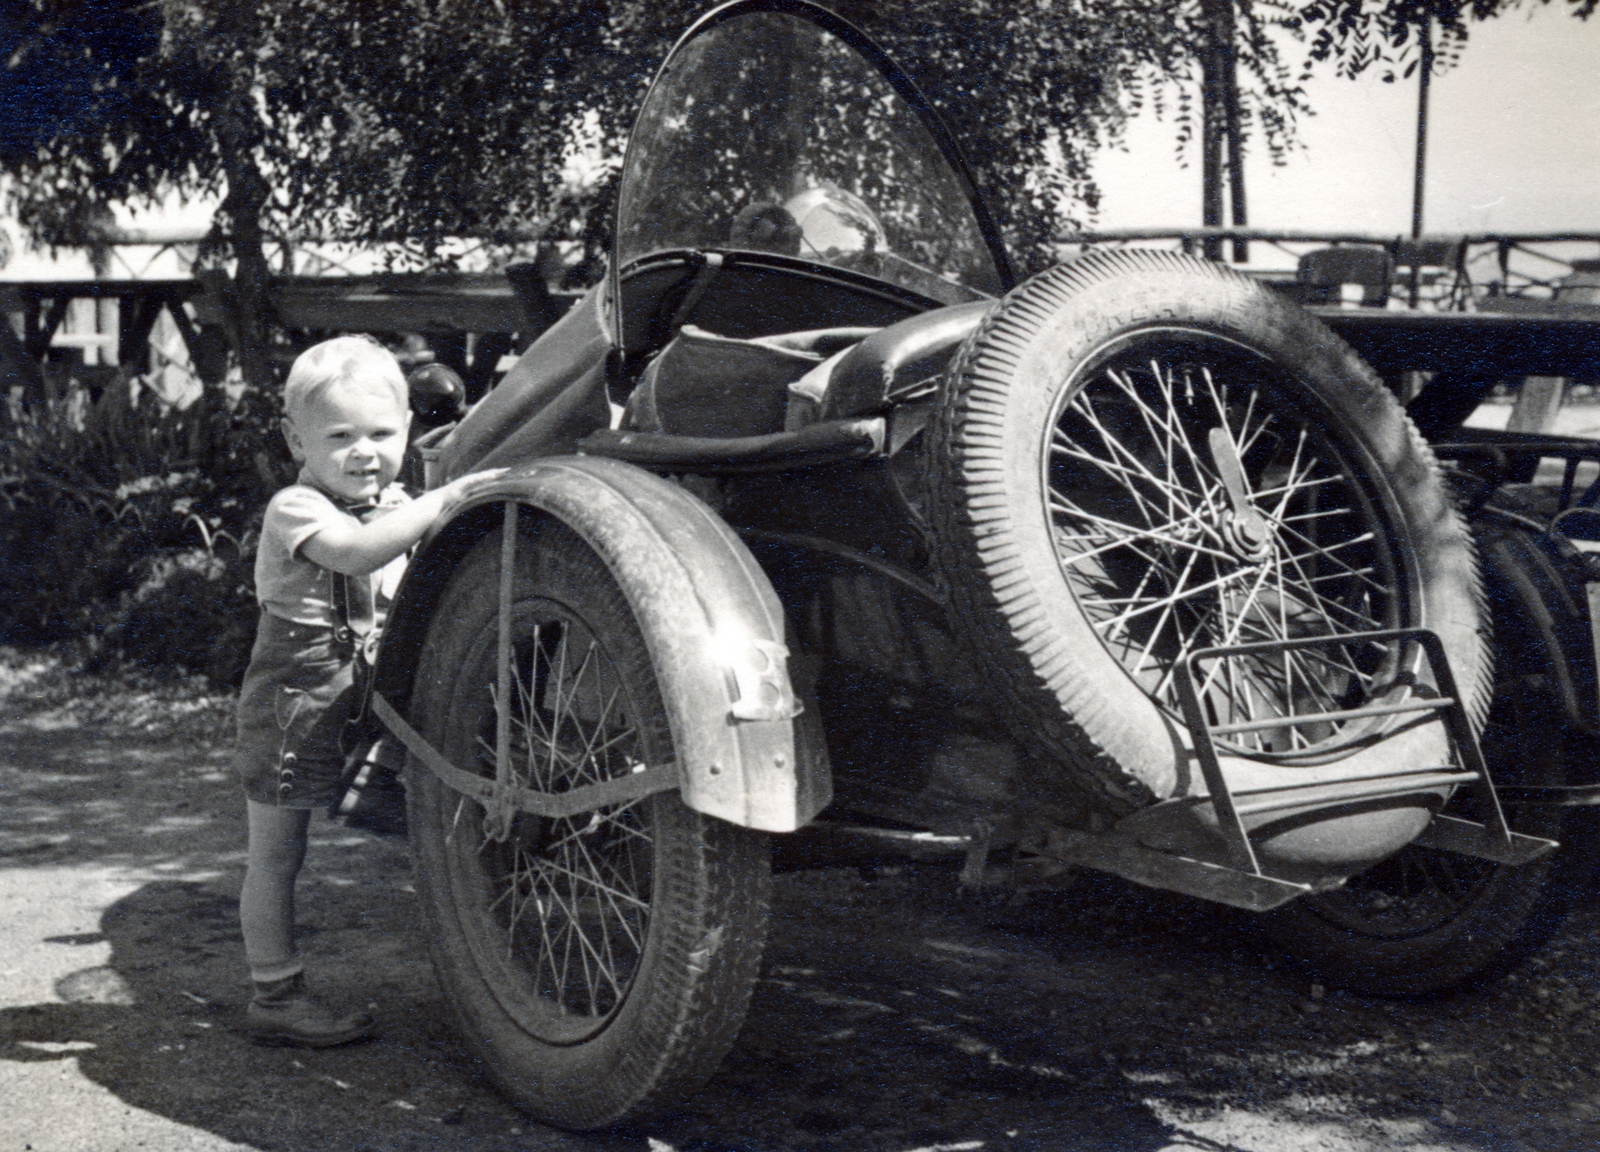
1259,511,1586,996
406,518,771,1130
928,250,1490,811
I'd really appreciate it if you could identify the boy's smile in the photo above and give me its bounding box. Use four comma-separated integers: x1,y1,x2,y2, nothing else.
284,380,411,503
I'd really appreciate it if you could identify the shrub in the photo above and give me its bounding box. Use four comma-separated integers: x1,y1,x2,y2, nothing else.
0,645,234,744
0,370,291,685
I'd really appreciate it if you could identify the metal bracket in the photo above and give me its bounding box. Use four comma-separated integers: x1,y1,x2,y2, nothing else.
1043,628,1555,910
1170,627,1555,875
1041,828,1319,913
370,691,677,820
958,819,994,889
1411,813,1556,864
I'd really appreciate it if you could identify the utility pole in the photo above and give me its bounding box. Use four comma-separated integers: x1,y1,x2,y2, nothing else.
1408,17,1433,306
1412,17,1433,241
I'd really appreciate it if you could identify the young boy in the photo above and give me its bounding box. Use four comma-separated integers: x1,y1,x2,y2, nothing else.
235,335,499,1046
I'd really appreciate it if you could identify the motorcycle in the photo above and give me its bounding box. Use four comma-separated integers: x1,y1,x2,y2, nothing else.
358,0,1552,1129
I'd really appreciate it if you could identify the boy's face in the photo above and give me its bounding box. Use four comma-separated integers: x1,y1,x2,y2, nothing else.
284,379,411,503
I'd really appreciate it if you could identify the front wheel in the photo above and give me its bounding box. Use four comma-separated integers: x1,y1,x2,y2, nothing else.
406,517,770,1130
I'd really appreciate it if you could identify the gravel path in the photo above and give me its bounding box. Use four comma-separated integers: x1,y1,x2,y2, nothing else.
2,679,1598,1152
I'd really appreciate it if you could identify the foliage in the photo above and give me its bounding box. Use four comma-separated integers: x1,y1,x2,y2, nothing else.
5,0,1597,272
0,644,235,742
1291,0,1596,80
290,0,1306,272
0,1,1302,279
0,368,288,684
0,0,158,171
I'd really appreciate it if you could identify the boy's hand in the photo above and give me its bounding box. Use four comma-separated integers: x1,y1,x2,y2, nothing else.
438,467,510,501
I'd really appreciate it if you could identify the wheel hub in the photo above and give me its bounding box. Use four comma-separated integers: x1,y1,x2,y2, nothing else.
1209,425,1275,560
1223,508,1274,560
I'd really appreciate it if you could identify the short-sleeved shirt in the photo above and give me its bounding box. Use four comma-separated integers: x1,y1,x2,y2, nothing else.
254,470,410,628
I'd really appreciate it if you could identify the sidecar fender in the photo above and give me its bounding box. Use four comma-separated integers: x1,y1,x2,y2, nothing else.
372,455,827,833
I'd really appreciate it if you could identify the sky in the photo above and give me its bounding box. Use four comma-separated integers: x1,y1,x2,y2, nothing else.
1090,3,1600,237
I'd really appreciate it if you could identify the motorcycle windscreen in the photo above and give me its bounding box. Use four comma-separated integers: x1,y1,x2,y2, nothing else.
615,5,1007,307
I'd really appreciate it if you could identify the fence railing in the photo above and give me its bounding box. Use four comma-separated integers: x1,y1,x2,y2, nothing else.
1056,228,1600,312
1,228,576,408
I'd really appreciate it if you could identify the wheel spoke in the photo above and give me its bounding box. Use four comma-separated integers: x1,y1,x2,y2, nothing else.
1274,525,1389,595
570,834,648,950
1051,434,1216,533
1049,497,1237,566
531,856,634,1012
1069,392,1207,531
528,853,651,912
1106,364,1228,526
536,859,623,1011
1093,562,1262,634
1049,342,1402,753
450,596,662,1033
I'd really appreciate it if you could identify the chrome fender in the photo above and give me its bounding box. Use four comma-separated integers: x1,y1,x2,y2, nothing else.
373,455,827,833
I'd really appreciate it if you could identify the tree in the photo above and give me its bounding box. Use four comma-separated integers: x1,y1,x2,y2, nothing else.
1294,0,1595,80
276,0,1206,272
0,0,1249,319
5,0,1593,370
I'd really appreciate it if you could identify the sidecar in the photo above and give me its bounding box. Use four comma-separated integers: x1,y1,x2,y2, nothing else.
362,0,1552,1129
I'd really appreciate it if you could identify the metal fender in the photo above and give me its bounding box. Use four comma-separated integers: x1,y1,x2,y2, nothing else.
372,455,827,833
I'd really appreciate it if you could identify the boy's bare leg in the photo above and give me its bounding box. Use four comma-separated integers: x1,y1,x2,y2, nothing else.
239,800,372,1046
240,800,310,980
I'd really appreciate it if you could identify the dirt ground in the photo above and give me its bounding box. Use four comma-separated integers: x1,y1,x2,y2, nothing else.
3,659,1600,1152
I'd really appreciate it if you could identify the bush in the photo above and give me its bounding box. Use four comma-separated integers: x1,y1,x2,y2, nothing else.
0,370,291,685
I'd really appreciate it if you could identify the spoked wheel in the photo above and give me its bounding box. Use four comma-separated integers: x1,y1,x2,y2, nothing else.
1045,331,1407,757
407,516,770,1130
930,250,1489,809
1262,512,1584,995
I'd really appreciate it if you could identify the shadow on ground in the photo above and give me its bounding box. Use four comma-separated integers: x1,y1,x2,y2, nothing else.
3,725,1600,1151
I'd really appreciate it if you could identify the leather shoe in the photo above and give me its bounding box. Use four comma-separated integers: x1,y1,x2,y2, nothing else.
246,973,373,1048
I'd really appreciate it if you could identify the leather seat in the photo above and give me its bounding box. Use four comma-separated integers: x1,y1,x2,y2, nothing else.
808,300,993,422
623,324,878,438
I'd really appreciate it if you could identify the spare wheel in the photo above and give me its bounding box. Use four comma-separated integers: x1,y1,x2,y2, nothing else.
928,250,1490,820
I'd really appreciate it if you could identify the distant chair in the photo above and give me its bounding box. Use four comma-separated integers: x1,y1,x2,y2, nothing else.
1296,246,1394,307
1393,238,1464,307
1394,238,1461,274
1557,259,1600,305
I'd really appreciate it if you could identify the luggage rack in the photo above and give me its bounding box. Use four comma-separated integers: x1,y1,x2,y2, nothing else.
1043,627,1557,911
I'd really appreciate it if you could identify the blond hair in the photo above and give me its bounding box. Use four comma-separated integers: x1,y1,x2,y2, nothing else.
283,336,406,424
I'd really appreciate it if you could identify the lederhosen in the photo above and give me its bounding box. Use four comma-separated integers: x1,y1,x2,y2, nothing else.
233,564,375,810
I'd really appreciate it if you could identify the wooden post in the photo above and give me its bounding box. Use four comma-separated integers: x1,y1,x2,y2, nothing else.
1507,376,1565,435
1200,1,1225,262
1412,20,1432,243
1215,0,1248,263
1410,19,1433,307
1200,0,1245,262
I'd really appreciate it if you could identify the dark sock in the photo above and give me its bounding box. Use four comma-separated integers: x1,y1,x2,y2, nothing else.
251,971,305,1006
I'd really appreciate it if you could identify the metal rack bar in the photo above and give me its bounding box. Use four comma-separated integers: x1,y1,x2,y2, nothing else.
1170,627,1548,879
1206,696,1453,735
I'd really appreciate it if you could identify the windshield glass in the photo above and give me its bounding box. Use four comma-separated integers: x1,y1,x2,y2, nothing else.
616,8,1004,304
